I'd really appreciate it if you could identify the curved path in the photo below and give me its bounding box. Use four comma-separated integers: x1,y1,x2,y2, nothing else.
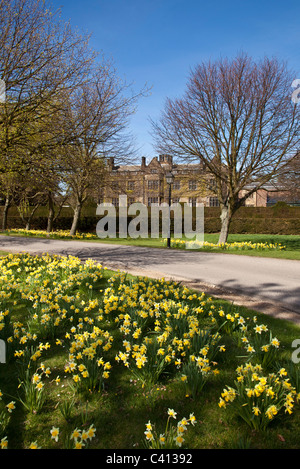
0,235,299,324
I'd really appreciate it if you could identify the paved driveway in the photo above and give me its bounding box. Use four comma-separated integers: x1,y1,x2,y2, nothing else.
0,235,299,323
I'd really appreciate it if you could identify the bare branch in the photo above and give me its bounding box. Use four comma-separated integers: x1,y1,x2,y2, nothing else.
151,53,300,241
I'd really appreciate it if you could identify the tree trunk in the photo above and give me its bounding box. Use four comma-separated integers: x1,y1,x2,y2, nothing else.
69,203,82,236
47,191,54,233
2,195,11,230
47,190,70,233
218,205,232,244
22,204,40,231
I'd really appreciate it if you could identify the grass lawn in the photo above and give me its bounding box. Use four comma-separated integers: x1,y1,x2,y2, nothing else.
2,229,300,259
1,251,300,450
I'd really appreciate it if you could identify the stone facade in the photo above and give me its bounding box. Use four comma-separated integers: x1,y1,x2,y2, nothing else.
100,155,273,207
101,155,221,207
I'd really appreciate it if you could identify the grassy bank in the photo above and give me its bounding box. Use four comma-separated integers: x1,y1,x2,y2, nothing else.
0,252,300,449
1,229,300,260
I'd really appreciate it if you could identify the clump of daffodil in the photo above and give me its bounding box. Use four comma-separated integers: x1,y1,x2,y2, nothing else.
164,239,286,251
0,437,8,449
0,390,13,445
70,424,97,449
17,363,50,414
6,228,99,241
110,274,219,391
219,363,297,431
240,318,281,368
208,306,246,336
64,322,113,395
49,424,96,449
144,408,196,449
180,348,220,398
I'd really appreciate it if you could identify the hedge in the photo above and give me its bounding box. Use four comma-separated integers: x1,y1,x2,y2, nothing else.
1,203,300,235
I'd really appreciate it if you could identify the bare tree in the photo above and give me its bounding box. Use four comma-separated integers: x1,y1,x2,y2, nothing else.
151,54,300,243
60,61,146,235
0,166,47,230
0,0,96,174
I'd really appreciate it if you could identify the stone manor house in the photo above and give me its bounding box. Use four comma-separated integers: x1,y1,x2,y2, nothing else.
100,155,270,208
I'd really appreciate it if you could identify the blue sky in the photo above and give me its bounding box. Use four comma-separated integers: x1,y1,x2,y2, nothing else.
50,0,300,159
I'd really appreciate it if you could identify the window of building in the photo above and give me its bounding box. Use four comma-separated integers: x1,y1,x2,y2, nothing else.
112,198,119,207
188,197,197,207
209,197,219,207
173,180,180,190
148,180,159,190
128,197,135,205
127,181,135,190
148,197,159,205
208,178,217,189
189,180,197,190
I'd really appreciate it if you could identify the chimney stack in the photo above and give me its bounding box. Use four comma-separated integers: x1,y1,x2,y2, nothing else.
159,154,173,165
108,157,114,169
